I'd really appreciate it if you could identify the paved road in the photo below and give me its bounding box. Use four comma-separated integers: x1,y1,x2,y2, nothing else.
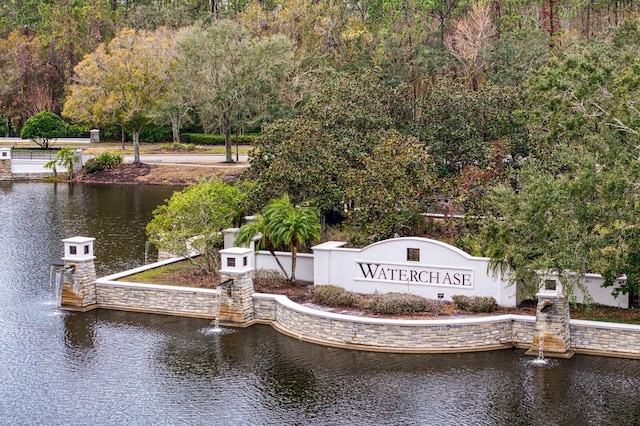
124,153,249,165
0,137,249,164
0,137,91,144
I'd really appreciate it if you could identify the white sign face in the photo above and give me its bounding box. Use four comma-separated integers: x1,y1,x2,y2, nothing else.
355,261,473,288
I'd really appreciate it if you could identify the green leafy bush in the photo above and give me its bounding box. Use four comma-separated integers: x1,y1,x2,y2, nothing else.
181,133,257,145
0,116,8,136
452,295,498,313
368,293,442,315
66,124,89,137
20,111,68,149
312,285,359,307
84,152,123,174
140,126,172,142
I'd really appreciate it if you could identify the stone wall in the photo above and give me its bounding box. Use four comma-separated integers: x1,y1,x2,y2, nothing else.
96,281,219,319
68,256,640,358
571,320,640,357
252,293,640,358
218,271,255,324
60,259,97,310
253,293,518,353
0,158,11,179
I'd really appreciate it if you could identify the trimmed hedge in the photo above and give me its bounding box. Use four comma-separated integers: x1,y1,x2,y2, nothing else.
451,295,498,313
181,133,258,145
312,285,359,307
368,293,442,315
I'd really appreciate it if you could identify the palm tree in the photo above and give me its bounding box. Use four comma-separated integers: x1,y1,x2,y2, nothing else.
235,213,290,280
264,195,321,282
236,194,321,282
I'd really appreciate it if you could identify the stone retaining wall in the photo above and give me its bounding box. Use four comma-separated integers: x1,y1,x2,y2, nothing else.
252,293,640,358
0,158,10,179
94,258,220,319
253,293,526,353
571,320,640,358
96,281,219,318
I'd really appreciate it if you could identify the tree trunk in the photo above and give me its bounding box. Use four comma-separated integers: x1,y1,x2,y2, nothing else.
132,130,141,165
542,0,560,48
210,0,219,19
171,114,181,143
290,244,297,282
224,113,233,163
265,241,289,280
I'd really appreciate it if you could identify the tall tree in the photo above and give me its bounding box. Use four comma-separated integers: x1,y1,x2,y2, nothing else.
344,131,437,245
63,27,176,165
243,69,409,214
176,20,295,162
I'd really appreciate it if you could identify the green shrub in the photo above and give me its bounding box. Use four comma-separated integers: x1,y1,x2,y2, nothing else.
452,295,498,313
312,285,359,307
20,111,68,149
368,293,441,315
0,116,8,136
66,124,89,137
181,133,257,145
84,152,123,174
140,126,172,142
161,142,195,151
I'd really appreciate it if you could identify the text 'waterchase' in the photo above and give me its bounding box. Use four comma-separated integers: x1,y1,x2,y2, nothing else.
356,262,473,287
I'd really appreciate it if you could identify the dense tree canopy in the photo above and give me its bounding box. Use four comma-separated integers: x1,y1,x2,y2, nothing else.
20,111,67,149
5,0,640,298
480,21,640,298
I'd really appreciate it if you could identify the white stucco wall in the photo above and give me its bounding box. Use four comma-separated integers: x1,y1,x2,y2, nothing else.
313,237,517,307
255,251,314,283
543,273,629,309
11,159,52,174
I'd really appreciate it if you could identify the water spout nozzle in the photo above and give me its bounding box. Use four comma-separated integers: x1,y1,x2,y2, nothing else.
219,278,234,296
540,303,553,313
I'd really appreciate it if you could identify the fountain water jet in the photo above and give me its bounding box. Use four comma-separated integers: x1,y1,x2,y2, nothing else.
202,286,226,335
49,263,74,307
530,312,549,366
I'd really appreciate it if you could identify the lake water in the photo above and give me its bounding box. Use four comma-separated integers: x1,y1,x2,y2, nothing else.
2,181,640,425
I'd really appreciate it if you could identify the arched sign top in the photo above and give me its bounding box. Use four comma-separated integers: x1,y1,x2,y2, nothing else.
359,237,480,264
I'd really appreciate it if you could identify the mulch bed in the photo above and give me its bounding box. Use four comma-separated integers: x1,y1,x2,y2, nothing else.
68,163,243,185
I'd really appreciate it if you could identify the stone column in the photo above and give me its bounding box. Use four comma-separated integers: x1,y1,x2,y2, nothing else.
72,149,83,174
218,247,255,325
526,279,574,359
0,148,11,180
60,237,97,311
90,129,100,143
